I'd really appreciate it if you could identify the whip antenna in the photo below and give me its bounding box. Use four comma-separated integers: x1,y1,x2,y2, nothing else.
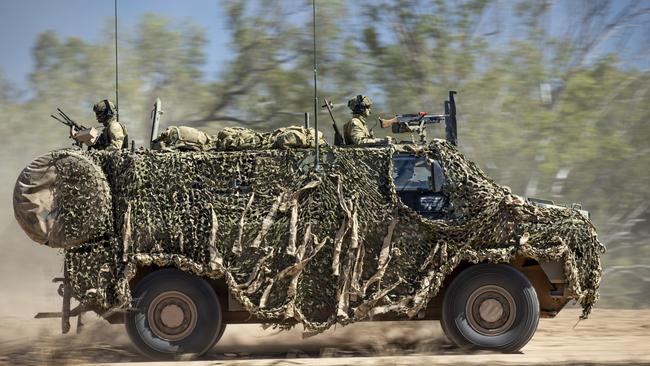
312,0,320,170
114,0,120,121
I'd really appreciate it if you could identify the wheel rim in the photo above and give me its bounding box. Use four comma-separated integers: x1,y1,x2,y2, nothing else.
147,291,198,341
465,284,516,336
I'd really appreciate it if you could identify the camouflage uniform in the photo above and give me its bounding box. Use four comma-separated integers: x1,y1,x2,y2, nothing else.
92,99,128,150
343,95,384,145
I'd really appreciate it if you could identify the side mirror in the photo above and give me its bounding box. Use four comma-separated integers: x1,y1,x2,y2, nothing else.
429,159,445,192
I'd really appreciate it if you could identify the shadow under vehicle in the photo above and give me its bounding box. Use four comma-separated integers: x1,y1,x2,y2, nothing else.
12,92,604,360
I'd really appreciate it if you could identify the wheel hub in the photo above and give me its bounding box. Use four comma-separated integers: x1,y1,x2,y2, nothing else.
479,298,504,323
160,304,184,328
466,285,516,336
148,291,198,341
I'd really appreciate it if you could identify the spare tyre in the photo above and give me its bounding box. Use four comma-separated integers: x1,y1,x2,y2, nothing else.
13,150,113,248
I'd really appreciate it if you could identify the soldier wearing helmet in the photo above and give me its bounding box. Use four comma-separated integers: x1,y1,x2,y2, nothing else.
70,99,128,150
343,95,391,145
89,99,128,150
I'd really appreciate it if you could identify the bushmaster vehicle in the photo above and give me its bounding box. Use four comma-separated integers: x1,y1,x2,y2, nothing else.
13,92,604,360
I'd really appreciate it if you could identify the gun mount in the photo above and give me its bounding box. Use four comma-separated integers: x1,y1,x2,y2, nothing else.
380,91,458,145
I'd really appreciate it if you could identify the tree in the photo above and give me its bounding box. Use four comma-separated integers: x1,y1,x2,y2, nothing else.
179,0,364,133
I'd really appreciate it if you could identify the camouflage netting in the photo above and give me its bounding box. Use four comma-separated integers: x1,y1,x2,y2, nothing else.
152,125,325,151
18,139,604,331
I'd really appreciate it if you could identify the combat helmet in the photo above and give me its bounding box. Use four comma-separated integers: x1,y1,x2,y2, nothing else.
347,95,373,115
93,99,117,124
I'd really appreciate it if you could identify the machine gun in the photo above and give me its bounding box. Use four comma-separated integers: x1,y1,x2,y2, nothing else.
51,108,86,131
379,112,445,143
51,109,97,147
379,91,458,145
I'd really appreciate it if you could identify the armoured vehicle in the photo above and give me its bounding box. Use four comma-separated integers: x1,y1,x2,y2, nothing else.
13,93,604,360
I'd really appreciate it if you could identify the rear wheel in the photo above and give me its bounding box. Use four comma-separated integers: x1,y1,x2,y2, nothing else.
125,269,223,360
207,323,227,352
441,264,539,352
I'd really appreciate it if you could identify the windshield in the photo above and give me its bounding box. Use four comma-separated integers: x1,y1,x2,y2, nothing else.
392,156,432,191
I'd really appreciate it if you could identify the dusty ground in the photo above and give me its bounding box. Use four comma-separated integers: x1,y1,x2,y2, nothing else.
0,307,649,365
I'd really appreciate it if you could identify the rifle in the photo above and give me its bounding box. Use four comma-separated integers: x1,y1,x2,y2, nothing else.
51,109,97,147
321,99,346,146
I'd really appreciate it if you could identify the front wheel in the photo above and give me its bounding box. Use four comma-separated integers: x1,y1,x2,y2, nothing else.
125,268,223,360
441,264,540,353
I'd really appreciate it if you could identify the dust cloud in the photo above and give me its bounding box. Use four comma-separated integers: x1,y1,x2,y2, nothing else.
1,307,650,365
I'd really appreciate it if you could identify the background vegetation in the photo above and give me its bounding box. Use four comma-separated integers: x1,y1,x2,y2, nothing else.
1,0,648,308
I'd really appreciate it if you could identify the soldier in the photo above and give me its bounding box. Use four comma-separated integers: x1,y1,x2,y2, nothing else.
343,95,391,145
92,99,128,150
72,99,128,150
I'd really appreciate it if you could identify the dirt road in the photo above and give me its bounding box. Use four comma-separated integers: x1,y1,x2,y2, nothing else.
0,308,649,365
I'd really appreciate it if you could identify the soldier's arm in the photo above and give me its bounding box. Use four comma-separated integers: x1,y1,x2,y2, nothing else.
106,122,126,149
71,127,100,146
349,119,383,145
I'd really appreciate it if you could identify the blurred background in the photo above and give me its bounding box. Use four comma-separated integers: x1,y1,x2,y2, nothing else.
0,0,649,318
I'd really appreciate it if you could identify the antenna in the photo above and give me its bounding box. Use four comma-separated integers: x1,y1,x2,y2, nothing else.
114,0,120,122
312,0,320,171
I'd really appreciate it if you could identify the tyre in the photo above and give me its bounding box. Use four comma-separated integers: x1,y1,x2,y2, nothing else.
125,268,223,360
14,150,112,249
441,263,539,352
206,323,227,354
